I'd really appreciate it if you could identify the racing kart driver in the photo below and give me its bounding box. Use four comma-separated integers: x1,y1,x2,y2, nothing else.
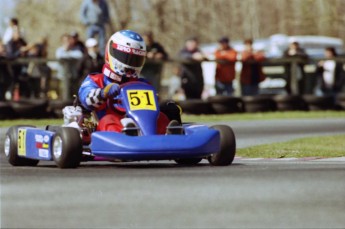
78,30,178,134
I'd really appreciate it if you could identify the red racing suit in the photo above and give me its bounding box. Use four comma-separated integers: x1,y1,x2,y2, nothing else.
78,64,170,133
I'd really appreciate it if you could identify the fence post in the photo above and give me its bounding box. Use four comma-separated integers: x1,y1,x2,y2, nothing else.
60,59,71,101
290,59,299,95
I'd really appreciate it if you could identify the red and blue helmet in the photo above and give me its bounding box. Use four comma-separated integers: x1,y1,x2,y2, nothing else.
105,30,147,80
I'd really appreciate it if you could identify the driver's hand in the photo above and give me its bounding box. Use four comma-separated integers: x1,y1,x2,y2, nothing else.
101,83,120,99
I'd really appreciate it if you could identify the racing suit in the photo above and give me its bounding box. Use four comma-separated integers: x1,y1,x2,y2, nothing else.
78,64,170,133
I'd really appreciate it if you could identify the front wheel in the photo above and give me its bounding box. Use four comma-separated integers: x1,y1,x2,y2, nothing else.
52,127,82,168
208,125,236,166
4,126,39,166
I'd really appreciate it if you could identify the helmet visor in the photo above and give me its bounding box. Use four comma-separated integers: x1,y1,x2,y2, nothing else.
110,41,146,68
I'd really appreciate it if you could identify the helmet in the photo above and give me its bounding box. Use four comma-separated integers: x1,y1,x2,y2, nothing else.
105,30,146,80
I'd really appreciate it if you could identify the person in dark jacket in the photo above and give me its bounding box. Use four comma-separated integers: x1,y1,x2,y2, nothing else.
140,31,168,91
5,28,30,98
283,41,308,94
316,47,345,98
178,37,207,99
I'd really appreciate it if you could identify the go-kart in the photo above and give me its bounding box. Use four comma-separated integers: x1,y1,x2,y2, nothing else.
4,82,236,168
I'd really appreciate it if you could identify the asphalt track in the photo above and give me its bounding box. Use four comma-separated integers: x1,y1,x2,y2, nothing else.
1,118,345,228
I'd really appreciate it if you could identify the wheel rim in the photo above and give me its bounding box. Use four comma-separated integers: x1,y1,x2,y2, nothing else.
4,135,10,157
53,136,63,159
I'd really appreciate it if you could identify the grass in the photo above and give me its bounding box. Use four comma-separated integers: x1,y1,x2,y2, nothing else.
0,119,63,127
0,110,344,127
237,134,345,158
182,110,345,123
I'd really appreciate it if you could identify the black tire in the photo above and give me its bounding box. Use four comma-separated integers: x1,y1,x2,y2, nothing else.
208,96,244,114
335,94,345,110
10,99,49,118
0,102,14,119
4,125,39,166
175,158,202,165
303,95,335,110
176,99,215,115
242,96,276,113
273,95,308,111
208,125,236,166
51,127,82,168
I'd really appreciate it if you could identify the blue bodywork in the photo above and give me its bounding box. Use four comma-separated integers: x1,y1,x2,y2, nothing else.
16,82,220,162
16,127,54,161
91,125,220,160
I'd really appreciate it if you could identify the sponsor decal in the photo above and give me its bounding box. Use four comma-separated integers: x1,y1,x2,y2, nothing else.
112,43,146,56
35,134,43,143
38,149,49,158
36,142,49,149
43,135,49,143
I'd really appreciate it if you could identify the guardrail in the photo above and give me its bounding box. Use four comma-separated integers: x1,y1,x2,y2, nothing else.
1,56,345,101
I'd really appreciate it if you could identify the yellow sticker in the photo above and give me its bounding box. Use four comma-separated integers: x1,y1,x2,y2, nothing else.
18,129,27,156
127,90,157,111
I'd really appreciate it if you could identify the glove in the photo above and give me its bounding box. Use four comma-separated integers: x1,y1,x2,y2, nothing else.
101,83,120,99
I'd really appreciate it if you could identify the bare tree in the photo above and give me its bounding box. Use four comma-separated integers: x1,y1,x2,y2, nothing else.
13,0,345,58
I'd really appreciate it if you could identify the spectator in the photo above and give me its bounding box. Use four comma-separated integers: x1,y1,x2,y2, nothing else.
143,31,168,60
56,33,83,98
240,39,266,96
214,37,237,95
283,41,308,94
141,31,168,92
80,0,110,57
178,37,207,99
316,47,345,98
0,41,10,100
26,39,51,98
168,66,185,101
5,28,30,98
2,18,24,45
78,38,104,82
5,28,27,59
70,31,87,54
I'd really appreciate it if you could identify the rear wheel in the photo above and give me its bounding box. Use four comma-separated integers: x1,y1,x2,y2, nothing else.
4,126,39,166
208,125,236,166
52,127,82,168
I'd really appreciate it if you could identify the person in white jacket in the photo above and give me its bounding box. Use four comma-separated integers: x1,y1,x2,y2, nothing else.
2,18,24,45
55,33,83,97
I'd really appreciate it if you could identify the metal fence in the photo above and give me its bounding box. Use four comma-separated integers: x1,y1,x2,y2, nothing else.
1,57,345,102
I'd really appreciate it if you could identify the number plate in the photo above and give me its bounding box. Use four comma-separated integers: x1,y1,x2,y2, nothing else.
18,129,27,156
127,90,157,111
